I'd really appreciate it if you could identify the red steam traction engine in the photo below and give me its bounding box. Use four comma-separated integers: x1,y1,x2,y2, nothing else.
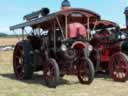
90,20,128,82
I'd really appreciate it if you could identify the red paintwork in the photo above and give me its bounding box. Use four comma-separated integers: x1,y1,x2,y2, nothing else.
68,23,87,38
71,41,86,49
100,48,109,62
91,29,121,62
94,20,117,27
90,20,118,30
109,52,128,81
90,20,128,81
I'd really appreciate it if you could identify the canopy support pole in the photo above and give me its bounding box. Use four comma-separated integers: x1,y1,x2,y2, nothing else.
13,30,20,40
22,28,25,40
93,20,97,31
91,20,98,38
55,16,64,39
65,15,68,39
53,22,56,51
87,17,90,40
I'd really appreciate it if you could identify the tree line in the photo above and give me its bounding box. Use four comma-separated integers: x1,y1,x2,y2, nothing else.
0,33,22,38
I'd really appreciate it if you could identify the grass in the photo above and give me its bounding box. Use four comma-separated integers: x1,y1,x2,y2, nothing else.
0,51,128,96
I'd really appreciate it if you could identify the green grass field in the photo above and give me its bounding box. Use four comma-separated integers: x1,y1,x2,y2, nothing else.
0,51,128,96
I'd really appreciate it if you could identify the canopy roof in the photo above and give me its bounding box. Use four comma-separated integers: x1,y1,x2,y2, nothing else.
121,28,128,32
90,20,118,29
10,8,100,30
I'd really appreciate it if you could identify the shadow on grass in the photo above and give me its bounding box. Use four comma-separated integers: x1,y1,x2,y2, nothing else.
95,72,128,83
0,73,79,87
95,73,112,81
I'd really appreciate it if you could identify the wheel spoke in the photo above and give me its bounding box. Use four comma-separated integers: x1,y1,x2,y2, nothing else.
110,52,128,81
13,44,25,79
43,59,59,87
83,77,89,81
44,63,55,81
15,55,21,59
16,64,22,70
77,57,94,84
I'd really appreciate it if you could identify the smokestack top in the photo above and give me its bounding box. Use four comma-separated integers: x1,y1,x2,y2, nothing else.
124,7,128,14
124,7,128,28
61,0,71,10
61,0,71,7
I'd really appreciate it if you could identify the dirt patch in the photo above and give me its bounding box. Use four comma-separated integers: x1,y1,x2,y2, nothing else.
0,38,19,46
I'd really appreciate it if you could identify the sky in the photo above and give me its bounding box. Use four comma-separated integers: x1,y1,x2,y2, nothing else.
0,0,128,34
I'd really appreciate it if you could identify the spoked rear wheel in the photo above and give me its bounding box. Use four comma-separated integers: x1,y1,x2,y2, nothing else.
13,41,33,80
77,58,94,84
43,58,60,88
13,44,24,79
109,52,128,82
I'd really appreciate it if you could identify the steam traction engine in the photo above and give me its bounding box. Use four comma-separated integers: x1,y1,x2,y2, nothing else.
90,20,128,82
9,1,100,87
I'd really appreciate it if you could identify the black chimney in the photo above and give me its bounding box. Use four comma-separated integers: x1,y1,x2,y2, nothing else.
124,7,128,28
61,0,71,10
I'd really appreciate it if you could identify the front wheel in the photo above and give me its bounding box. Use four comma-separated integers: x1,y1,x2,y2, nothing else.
77,58,95,84
109,52,128,82
43,58,60,88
